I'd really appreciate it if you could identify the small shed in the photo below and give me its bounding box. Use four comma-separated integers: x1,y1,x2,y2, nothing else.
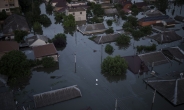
162,47,184,62
149,31,182,44
93,33,121,44
144,71,184,106
33,85,82,108
123,55,149,74
174,15,184,22
138,51,169,67
0,91,17,110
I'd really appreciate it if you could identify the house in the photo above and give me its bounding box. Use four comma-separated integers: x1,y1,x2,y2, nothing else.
134,2,147,9
161,19,177,27
0,0,19,14
0,41,19,58
138,15,170,26
93,33,121,44
104,8,118,16
149,31,182,44
3,14,30,39
174,15,184,22
26,35,49,47
145,9,163,17
122,8,131,14
66,7,86,21
67,1,86,7
32,43,58,61
51,0,67,12
77,23,107,35
162,47,184,62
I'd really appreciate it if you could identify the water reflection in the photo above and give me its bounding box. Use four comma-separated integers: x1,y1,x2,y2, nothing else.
101,72,126,83
32,63,59,74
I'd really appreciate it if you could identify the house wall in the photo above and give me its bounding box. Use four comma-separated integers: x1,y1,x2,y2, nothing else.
68,11,86,21
0,0,19,13
37,54,58,62
138,20,156,26
30,39,48,47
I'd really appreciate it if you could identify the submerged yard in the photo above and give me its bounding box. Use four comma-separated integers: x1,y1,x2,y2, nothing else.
15,2,184,110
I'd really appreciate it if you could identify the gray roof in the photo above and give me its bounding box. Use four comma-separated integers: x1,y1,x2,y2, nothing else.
33,85,82,108
144,71,184,105
104,8,118,15
78,23,107,34
162,47,184,60
26,35,48,46
3,14,30,35
93,33,121,44
149,31,182,44
145,10,163,17
174,15,184,22
138,51,169,66
68,7,86,12
139,15,170,22
0,91,16,110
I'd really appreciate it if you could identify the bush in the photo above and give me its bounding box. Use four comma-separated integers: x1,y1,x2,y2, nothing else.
116,34,131,46
42,57,57,68
106,20,113,26
101,55,128,76
105,27,114,34
14,30,28,43
105,44,113,54
136,44,156,53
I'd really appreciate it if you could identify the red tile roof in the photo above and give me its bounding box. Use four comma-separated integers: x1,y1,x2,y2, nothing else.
0,41,19,53
33,43,58,58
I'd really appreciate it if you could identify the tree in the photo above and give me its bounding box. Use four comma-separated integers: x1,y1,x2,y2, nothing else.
116,34,131,46
101,55,128,76
92,4,104,16
155,0,168,12
140,26,152,36
46,2,53,15
39,14,51,27
123,22,133,32
0,50,31,86
54,12,64,24
105,27,114,34
105,44,113,54
14,30,28,43
106,20,113,26
52,33,67,48
63,14,76,27
0,10,8,20
127,16,138,27
42,57,57,68
33,22,43,34
132,30,144,40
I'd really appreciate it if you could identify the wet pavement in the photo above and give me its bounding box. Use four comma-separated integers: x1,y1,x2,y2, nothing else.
15,2,184,110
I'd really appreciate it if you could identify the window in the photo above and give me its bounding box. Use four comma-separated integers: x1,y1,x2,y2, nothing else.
80,12,82,14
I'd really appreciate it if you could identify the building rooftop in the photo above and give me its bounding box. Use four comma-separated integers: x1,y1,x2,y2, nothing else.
104,8,118,15
139,15,170,22
135,2,147,8
68,7,86,12
138,51,169,67
93,33,121,44
145,9,163,17
26,35,48,46
174,15,184,22
162,47,184,60
33,85,82,108
32,43,58,58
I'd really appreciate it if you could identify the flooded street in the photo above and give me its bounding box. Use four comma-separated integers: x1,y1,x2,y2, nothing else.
16,2,184,110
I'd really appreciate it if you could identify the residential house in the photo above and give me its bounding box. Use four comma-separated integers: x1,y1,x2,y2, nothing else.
145,9,163,17
26,35,49,47
3,14,30,39
77,23,107,35
138,15,170,26
66,7,86,21
32,43,58,61
135,2,147,9
0,0,19,14
174,15,184,22
161,19,177,27
51,0,67,13
0,41,19,58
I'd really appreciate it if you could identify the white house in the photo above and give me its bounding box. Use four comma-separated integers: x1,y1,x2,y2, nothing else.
0,0,19,14
26,35,49,47
66,7,86,21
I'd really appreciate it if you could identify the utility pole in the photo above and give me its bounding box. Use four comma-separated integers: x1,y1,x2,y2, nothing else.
115,99,118,110
151,89,156,110
101,44,103,63
74,53,76,73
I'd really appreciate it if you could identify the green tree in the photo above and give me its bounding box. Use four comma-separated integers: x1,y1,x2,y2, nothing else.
106,20,113,26
127,16,138,27
52,33,67,48
0,10,8,20
63,14,76,27
123,22,133,32
0,50,30,86
105,27,114,34
42,57,57,68
140,26,152,36
33,22,43,34
14,30,28,43
116,34,131,46
105,44,113,54
54,12,64,24
46,2,53,15
92,4,104,16
101,55,128,76
132,30,144,40
155,0,168,12
39,14,51,27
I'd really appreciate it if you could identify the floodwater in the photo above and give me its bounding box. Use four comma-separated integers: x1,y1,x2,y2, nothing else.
16,2,184,110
